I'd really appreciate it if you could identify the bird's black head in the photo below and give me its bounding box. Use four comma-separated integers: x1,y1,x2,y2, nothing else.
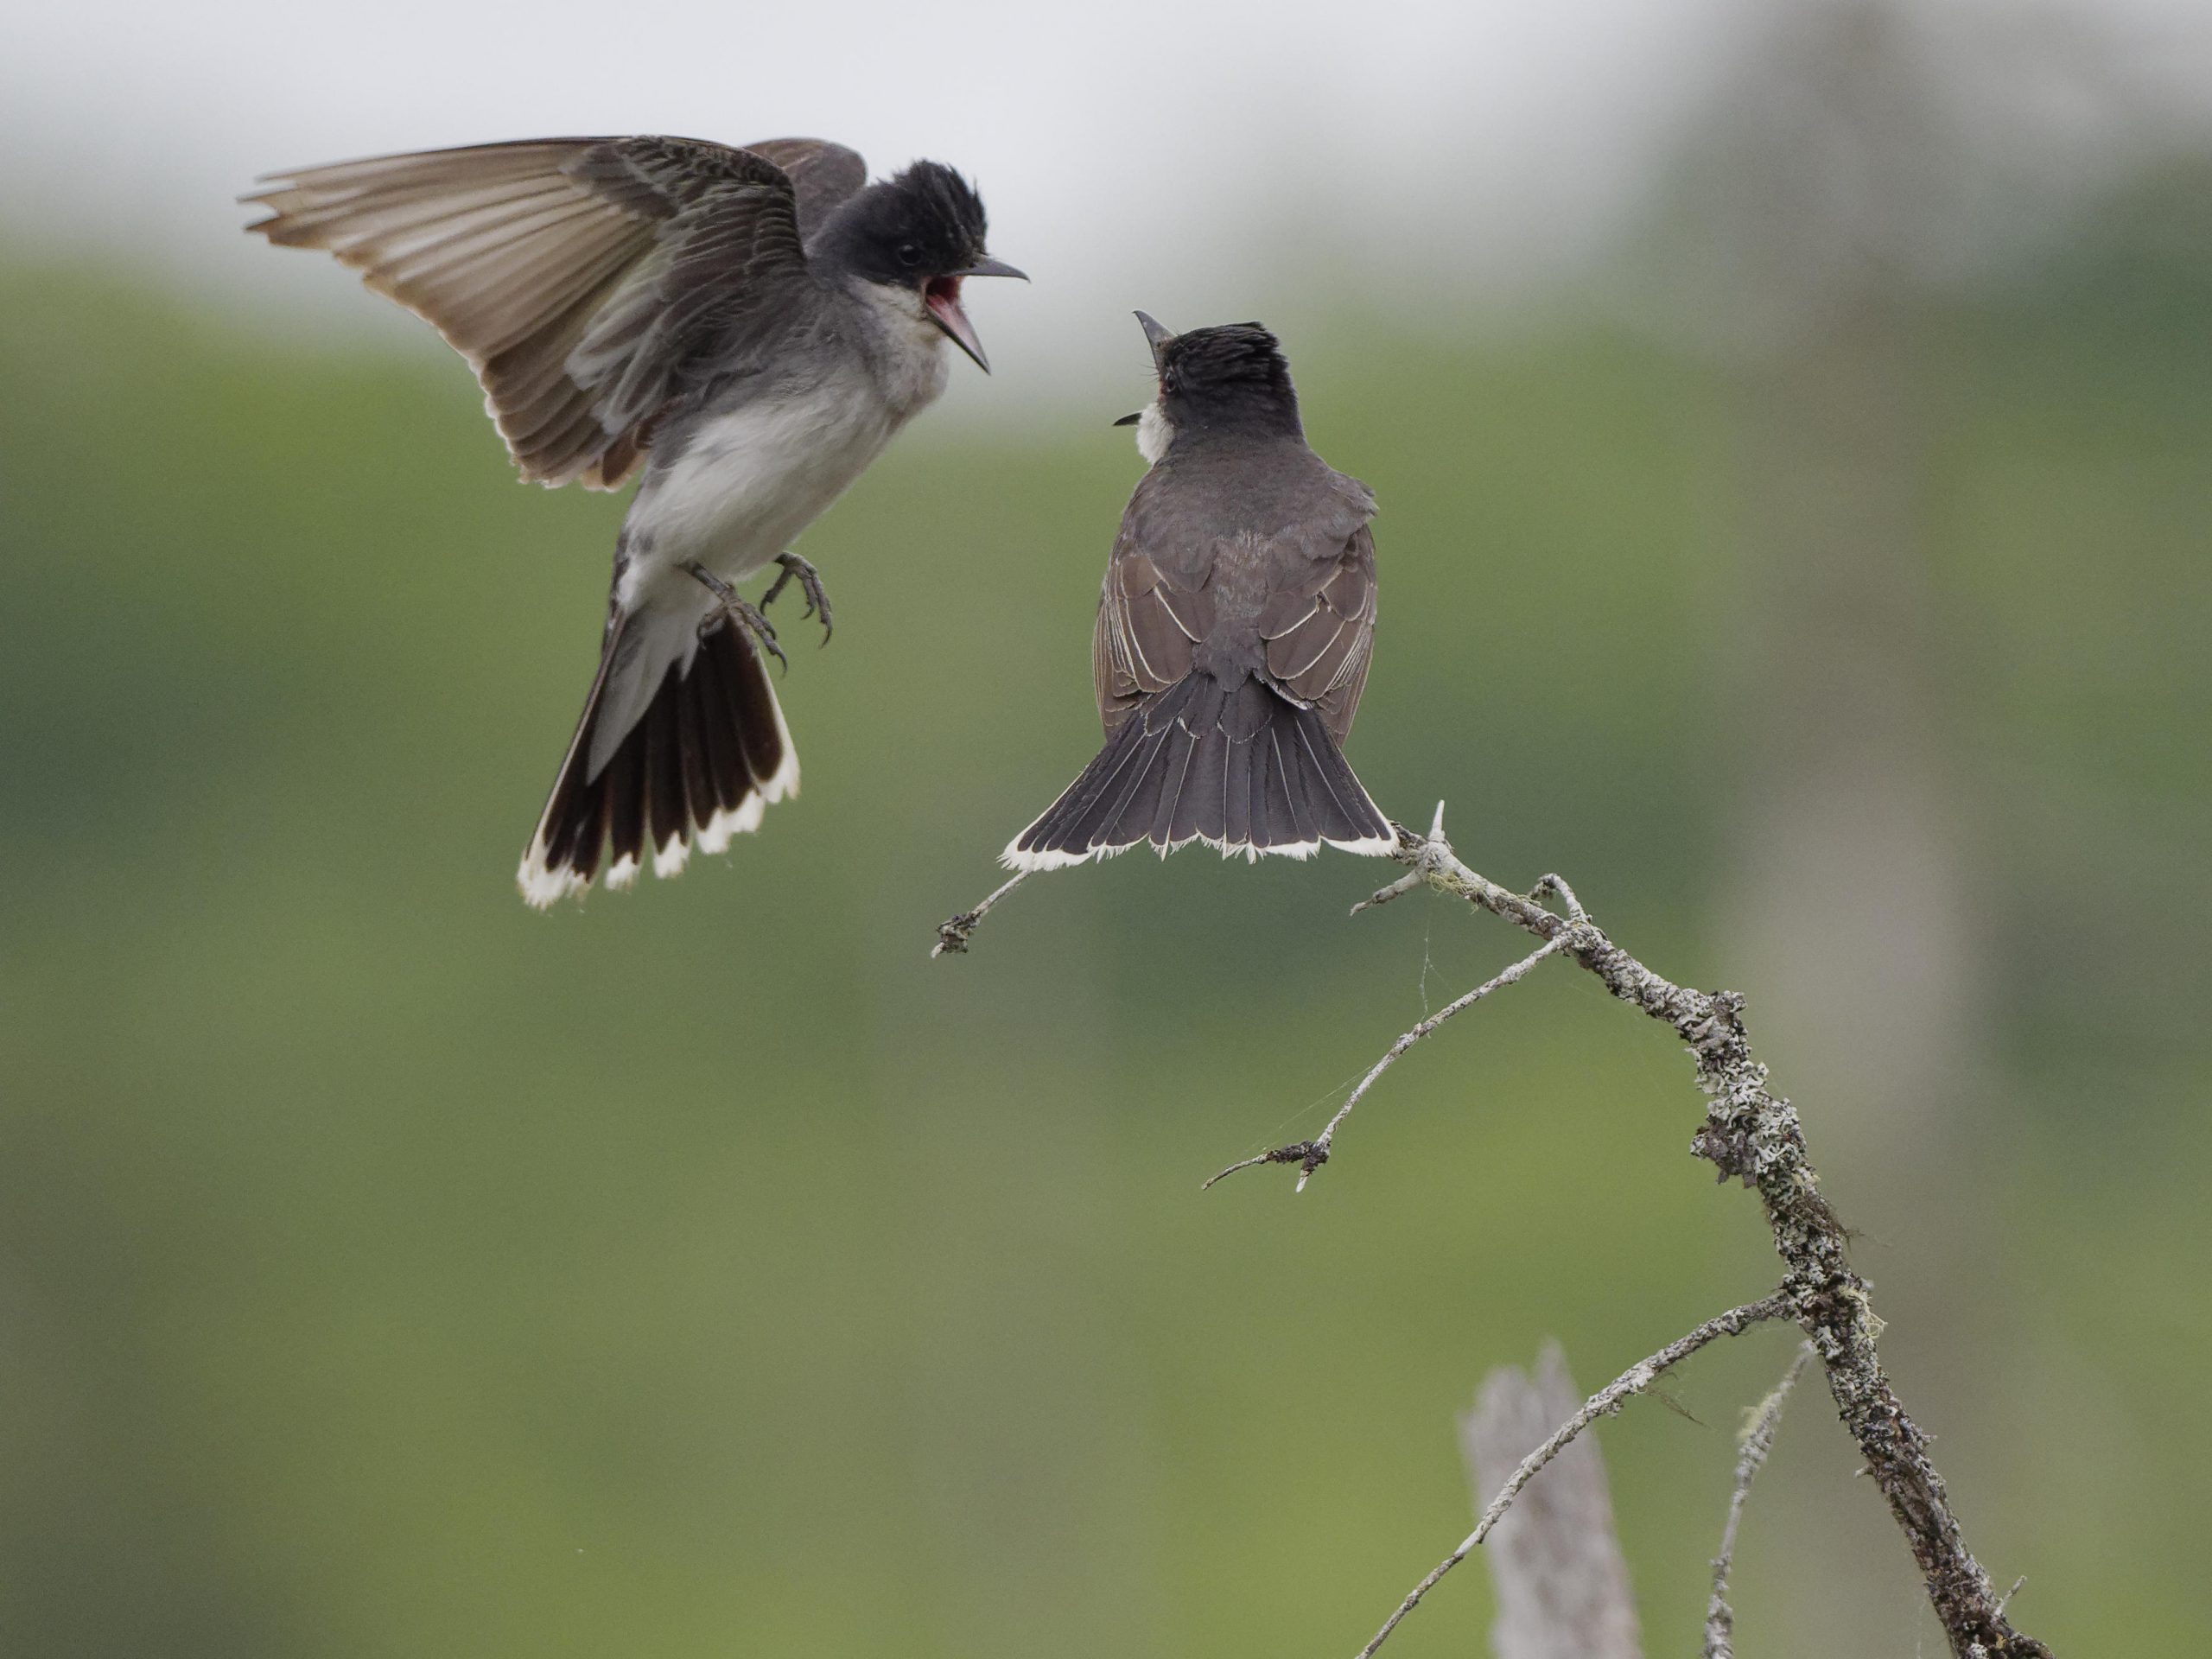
831,162,988,284
815,161,1024,371
1116,314,1303,447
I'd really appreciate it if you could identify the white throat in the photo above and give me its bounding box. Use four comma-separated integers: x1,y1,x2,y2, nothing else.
849,278,952,421
1135,399,1175,466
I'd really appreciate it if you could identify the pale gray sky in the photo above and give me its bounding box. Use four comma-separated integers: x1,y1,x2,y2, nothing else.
3,0,2205,411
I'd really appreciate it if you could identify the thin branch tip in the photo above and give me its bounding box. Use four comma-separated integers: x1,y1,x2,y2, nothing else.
1223,933,1566,1195
1350,868,1424,916
1202,1141,1326,1192
929,870,1032,957
1703,1343,1815,1659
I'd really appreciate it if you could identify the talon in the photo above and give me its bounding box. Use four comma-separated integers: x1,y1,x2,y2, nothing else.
763,552,835,645
685,560,789,674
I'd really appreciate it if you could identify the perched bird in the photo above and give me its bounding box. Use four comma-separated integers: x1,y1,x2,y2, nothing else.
1004,315,1393,870
245,135,1023,906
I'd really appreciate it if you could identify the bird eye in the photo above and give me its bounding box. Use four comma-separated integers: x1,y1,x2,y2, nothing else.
896,242,923,268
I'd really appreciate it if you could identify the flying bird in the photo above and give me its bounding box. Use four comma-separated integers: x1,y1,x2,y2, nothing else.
245,135,1023,906
1004,315,1393,870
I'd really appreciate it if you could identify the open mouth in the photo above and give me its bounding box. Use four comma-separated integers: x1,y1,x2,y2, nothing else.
925,275,990,373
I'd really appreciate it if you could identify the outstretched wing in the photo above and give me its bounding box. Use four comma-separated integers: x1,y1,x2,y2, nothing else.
245,135,843,490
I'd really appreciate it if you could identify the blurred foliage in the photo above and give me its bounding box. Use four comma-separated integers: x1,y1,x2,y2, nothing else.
0,156,2207,1658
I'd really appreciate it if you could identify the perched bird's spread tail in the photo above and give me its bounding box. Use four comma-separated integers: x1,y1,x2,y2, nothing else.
519,617,798,907
1004,673,1392,871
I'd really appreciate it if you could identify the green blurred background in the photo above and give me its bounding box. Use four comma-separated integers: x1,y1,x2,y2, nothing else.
3,3,2209,1655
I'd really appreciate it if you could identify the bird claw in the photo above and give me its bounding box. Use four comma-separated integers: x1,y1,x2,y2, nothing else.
762,552,835,645
685,561,788,673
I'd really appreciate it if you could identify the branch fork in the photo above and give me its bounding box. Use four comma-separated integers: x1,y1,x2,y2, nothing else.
930,799,2050,1659
1355,1294,1796,1659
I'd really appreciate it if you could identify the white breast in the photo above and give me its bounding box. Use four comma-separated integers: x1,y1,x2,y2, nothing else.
613,285,951,615
637,386,881,576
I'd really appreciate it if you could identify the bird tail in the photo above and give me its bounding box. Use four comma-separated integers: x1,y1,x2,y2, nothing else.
518,614,798,907
1002,674,1394,872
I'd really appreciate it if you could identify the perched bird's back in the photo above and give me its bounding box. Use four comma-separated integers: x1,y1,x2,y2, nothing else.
1006,316,1393,870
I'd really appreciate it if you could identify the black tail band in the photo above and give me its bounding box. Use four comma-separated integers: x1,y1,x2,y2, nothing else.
518,619,798,906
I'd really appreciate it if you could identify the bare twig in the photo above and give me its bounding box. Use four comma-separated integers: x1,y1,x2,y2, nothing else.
1464,1344,1643,1659
1356,1295,1791,1659
1704,1344,1815,1659
1204,931,1566,1192
1199,1140,1326,1192
1303,934,1562,1187
931,870,1030,957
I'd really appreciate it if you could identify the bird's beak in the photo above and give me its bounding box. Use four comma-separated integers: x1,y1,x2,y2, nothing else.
1112,411,1141,426
925,259,1026,374
1134,309,1176,367
925,276,991,372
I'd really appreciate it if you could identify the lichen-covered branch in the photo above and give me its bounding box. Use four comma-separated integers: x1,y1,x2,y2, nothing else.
1220,806,2053,1659
932,803,2053,1657
1704,1344,1815,1659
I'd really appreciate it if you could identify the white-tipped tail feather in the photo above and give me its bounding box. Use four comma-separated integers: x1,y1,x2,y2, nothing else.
518,615,798,908
1003,674,1393,873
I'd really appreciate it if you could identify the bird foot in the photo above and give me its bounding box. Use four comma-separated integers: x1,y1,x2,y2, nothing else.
685,561,787,673
761,552,834,645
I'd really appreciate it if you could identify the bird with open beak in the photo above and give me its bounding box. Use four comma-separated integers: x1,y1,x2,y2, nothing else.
246,135,1024,905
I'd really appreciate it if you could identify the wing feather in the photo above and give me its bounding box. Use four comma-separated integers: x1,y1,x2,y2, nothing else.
735,138,869,240
1088,455,1377,741
1262,524,1377,742
1094,550,1205,733
246,135,833,491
